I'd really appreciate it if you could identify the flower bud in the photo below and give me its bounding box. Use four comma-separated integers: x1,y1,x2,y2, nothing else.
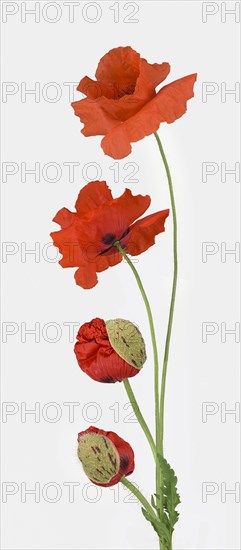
77,426,135,486
74,317,146,383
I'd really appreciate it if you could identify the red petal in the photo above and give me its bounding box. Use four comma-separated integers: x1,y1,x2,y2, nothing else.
75,339,138,382
113,434,135,477
74,265,98,289
72,51,171,136
101,73,197,159
77,76,116,99
75,180,113,216
95,251,122,273
112,58,156,118
96,46,140,90
81,189,151,247
74,318,139,381
50,223,83,268
125,209,170,256
50,184,152,288
73,247,123,288
72,96,119,136
103,430,135,485
142,60,170,87
72,58,161,135
52,208,75,229
72,74,155,135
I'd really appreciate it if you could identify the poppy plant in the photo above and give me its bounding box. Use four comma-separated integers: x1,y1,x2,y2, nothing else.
50,43,198,549
50,180,169,289
74,317,147,383
71,46,197,159
77,426,135,486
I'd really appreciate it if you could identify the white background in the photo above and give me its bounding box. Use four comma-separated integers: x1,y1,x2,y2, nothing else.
1,1,240,549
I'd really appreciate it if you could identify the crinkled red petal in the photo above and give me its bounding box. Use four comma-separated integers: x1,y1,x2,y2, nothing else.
74,318,139,382
101,73,197,159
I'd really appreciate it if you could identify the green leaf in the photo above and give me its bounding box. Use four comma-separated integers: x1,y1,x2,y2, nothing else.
141,459,180,549
141,508,171,547
158,455,181,531
151,494,157,510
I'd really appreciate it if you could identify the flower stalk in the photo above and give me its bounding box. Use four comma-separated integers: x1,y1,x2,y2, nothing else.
120,476,157,521
123,378,156,461
114,240,162,518
154,132,178,456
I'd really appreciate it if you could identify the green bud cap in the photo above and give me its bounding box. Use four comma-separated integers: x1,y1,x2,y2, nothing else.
105,318,147,370
77,433,120,484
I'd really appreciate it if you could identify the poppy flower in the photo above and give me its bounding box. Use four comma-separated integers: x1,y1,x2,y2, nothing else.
74,317,146,383
77,426,135,487
71,46,197,159
50,180,169,289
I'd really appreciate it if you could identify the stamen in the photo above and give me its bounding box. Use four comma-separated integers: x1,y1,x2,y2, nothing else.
99,228,130,256
116,83,136,99
102,233,116,245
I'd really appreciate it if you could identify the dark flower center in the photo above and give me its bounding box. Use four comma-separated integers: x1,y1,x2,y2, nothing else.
102,233,116,245
116,83,136,99
100,228,130,256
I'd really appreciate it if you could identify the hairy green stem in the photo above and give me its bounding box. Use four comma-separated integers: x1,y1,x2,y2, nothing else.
154,132,178,458
114,241,162,517
121,476,157,520
123,378,156,461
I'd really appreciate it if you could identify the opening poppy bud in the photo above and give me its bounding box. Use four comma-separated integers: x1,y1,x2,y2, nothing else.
74,317,146,383
77,426,135,486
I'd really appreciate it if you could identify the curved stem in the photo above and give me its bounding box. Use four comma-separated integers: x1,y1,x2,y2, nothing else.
120,476,157,521
114,241,162,517
121,477,164,550
123,378,156,461
154,131,178,456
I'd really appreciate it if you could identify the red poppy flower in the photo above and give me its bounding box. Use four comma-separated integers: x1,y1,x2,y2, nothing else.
74,317,146,383
71,46,197,159
77,426,135,487
50,180,169,289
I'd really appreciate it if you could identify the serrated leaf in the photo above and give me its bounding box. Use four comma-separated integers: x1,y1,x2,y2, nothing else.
158,455,181,530
141,507,171,547
141,506,150,521
151,494,157,510
140,458,180,549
